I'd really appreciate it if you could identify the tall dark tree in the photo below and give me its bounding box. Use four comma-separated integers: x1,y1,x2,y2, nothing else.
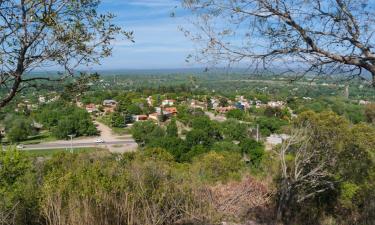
184,0,375,85
0,0,132,108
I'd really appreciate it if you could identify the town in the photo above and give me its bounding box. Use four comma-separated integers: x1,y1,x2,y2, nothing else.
1,0,375,225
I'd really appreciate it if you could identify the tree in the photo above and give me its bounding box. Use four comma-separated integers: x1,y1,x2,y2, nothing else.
240,139,265,167
110,112,126,128
365,103,375,123
166,119,178,137
219,98,228,107
184,0,375,85
220,119,248,141
131,121,165,147
276,111,351,224
226,109,245,120
0,149,38,224
6,119,33,143
0,0,132,109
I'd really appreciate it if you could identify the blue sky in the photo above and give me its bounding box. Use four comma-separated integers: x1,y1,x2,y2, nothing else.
96,0,196,70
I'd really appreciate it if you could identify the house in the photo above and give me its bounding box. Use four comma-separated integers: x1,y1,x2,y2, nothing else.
103,100,118,107
38,96,46,103
32,121,44,130
235,101,251,110
359,100,371,105
104,106,115,114
162,99,175,107
86,104,98,113
267,101,285,108
266,134,290,146
210,98,220,109
190,100,206,110
133,115,148,122
164,107,178,115
216,106,235,114
147,96,154,106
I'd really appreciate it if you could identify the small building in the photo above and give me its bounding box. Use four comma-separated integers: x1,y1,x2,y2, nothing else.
133,115,148,122
86,104,98,113
104,106,115,114
162,99,175,107
216,106,235,114
146,96,154,106
267,101,285,108
190,100,206,110
103,100,118,107
38,96,46,103
266,134,290,150
359,100,371,105
164,107,178,115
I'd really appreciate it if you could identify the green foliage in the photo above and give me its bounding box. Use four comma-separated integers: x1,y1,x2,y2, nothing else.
226,109,245,120
365,103,375,123
131,121,165,146
110,112,126,128
296,97,365,123
219,97,229,107
180,144,209,162
35,101,97,139
240,139,265,167
166,119,178,137
6,119,33,143
51,110,97,139
220,119,248,141
149,137,188,161
0,149,38,224
211,141,241,152
264,107,290,119
191,151,244,183
186,129,213,148
256,116,288,136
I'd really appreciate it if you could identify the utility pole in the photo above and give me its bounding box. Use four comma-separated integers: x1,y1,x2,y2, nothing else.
68,134,75,153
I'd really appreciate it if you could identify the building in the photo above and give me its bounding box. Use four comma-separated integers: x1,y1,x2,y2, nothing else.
267,101,285,108
133,115,148,122
86,104,98,113
190,100,206,110
103,100,118,107
164,107,178,115
147,96,154,106
38,96,46,103
359,100,371,105
162,99,175,107
266,134,290,146
216,106,235,114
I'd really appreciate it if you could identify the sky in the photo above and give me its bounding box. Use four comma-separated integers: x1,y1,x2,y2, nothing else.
95,0,196,70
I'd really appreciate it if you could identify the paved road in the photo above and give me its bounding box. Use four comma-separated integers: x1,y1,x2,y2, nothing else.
20,121,138,153
22,140,135,150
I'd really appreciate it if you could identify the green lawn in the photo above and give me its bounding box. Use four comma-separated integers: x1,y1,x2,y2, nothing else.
2,131,58,145
24,148,105,157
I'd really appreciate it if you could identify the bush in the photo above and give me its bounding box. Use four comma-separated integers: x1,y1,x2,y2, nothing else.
131,121,165,146
240,139,265,167
227,109,245,120
191,151,244,183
